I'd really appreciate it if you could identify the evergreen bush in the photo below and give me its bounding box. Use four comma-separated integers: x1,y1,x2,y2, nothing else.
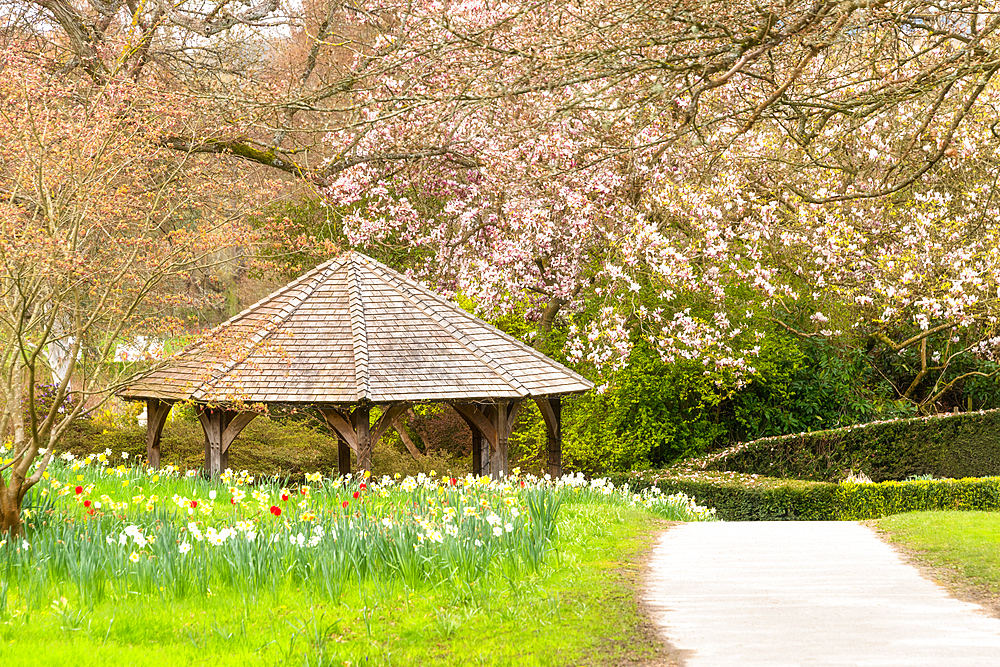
699,409,1000,482
607,471,1000,520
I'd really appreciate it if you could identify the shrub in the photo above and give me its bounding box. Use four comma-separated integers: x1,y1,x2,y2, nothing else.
607,471,840,521
607,471,1000,521
56,415,461,481
725,336,916,441
562,342,726,474
699,408,1000,482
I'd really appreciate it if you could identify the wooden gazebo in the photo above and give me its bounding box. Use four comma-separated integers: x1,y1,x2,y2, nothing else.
121,252,593,478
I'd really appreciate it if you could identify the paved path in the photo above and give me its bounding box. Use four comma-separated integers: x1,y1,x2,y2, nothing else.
644,521,1000,666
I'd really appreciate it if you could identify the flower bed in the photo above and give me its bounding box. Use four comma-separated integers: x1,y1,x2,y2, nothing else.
4,451,716,609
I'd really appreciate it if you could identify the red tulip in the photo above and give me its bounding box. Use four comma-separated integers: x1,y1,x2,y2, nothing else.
281,493,289,502
75,486,83,494
450,478,457,486
83,500,91,508
342,500,349,508
190,500,197,508
352,491,360,499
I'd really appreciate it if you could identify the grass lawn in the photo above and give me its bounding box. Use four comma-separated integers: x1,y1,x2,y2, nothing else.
875,510,1000,614
0,459,704,667
0,505,668,667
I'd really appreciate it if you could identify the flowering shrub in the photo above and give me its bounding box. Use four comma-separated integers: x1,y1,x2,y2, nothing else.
4,454,715,606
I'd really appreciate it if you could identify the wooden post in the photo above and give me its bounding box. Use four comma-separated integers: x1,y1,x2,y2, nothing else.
338,437,352,476
548,397,562,479
470,424,484,476
452,401,518,478
535,397,562,479
487,401,521,478
197,406,257,477
144,399,172,469
453,403,489,477
321,404,408,477
492,402,508,477
354,404,372,473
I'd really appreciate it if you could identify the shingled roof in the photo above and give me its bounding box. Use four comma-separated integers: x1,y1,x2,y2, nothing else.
122,251,593,405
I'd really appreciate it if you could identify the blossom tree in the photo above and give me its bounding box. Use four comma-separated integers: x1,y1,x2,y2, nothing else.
299,0,1000,409
19,0,1000,410
0,49,273,534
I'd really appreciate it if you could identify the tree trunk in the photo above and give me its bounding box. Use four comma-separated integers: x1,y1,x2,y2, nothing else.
0,488,23,537
394,419,423,461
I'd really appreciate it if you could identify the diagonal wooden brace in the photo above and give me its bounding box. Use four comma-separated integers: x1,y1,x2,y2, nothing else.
145,399,173,469
534,397,562,478
319,403,412,476
197,406,258,477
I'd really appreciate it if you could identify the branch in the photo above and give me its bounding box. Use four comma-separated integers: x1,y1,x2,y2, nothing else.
161,136,481,184
160,137,314,181
873,322,955,353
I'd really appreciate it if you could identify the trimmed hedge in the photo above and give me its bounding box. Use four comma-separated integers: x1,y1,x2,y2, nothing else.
697,409,1000,482
607,471,1000,521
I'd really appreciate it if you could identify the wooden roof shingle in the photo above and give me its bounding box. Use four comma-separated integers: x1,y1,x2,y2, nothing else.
121,252,593,405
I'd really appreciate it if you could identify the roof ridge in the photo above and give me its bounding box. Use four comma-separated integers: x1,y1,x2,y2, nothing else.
357,257,530,397
192,259,344,401
346,257,370,402
359,255,592,392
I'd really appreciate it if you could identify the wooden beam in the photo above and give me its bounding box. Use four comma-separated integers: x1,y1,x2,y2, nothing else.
197,407,257,477
318,408,358,455
371,403,411,445
222,411,258,453
470,424,484,476
144,399,172,469
506,400,521,433
338,437,351,476
535,397,562,479
452,403,497,446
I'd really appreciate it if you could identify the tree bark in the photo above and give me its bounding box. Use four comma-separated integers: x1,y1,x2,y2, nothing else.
0,488,22,537
394,419,423,461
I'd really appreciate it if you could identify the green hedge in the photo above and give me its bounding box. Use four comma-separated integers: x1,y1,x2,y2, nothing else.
607,472,1000,521
698,409,1000,482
